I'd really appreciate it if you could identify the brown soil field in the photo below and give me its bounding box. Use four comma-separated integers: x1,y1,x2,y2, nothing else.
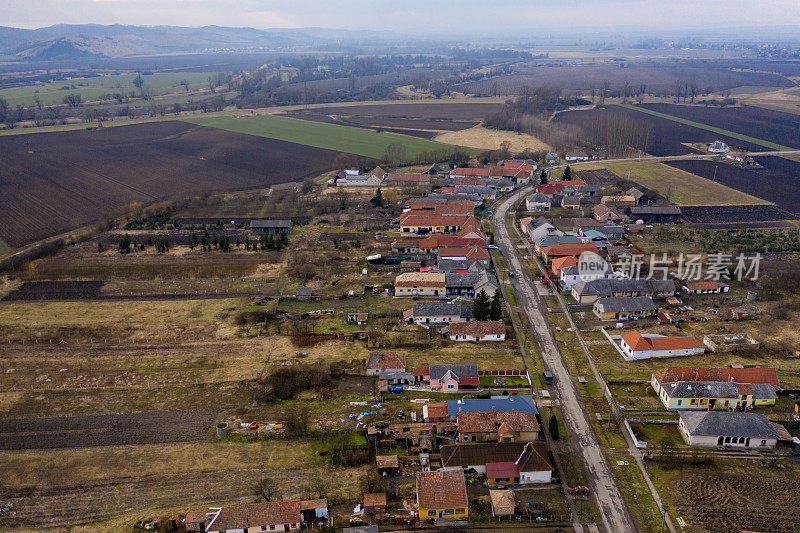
664,467,800,533
280,101,503,122
434,125,551,152
0,410,219,450
0,121,341,248
280,109,477,133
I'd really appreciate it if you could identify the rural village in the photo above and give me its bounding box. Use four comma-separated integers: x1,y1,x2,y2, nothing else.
2,18,800,533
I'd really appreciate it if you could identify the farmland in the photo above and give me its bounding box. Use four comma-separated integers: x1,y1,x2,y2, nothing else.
554,105,768,156
188,113,465,159
664,157,800,213
0,121,340,248
577,161,770,206
0,71,218,107
454,60,794,96
638,103,800,150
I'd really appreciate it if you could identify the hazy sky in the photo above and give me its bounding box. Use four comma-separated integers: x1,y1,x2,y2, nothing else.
2,0,800,32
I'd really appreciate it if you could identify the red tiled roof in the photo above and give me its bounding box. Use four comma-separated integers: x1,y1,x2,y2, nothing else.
685,281,723,291
416,470,468,510
457,410,540,434
387,173,430,183
394,272,446,287
485,461,520,480
454,176,485,186
413,366,430,376
540,243,598,257
438,246,490,260
367,352,407,371
208,501,301,531
423,401,448,419
551,256,578,275
364,493,387,508
621,331,701,352
449,320,506,338
399,214,474,227
652,367,779,387
376,455,400,469
451,167,491,177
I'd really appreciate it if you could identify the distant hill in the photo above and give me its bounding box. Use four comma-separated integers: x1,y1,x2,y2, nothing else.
0,24,386,60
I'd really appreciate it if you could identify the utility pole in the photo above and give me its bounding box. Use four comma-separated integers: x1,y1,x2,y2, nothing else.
661,504,670,533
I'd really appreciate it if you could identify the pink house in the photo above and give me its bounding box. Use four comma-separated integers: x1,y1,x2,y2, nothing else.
428,364,480,391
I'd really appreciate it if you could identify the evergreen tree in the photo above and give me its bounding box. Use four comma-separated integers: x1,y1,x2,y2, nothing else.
539,168,548,184
490,291,503,321
563,166,572,180
370,188,384,207
472,290,491,321
549,412,560,441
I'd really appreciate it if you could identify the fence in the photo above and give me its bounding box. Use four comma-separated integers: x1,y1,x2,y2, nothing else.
478,370,527,376
623,419,648,449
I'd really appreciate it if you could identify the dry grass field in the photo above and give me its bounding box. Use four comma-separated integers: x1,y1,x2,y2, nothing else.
434,124,551,152
577,161,770,205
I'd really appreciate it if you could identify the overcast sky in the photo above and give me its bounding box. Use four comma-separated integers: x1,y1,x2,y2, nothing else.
2,0,800,32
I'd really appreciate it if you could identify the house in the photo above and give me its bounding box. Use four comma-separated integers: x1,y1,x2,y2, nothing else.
421,401,449,422
416,470,469,521
434,259,486,275
366,352,406,376
563,183,603,196
348,312,368,325
376,455,400,476
449,320,506,342
296,286,313,301
627,187,647,206
429,364,480,390
486,462,520,486
564,152,590,162
600,195,636,208
626,206,682,224
386,173,430,187
571,278,675,305
650,367,779,406
593,296,656,321
406,302,473,326
550,256,578,277
483,178,514,192
363,493,387,512
678,411,786,449
439,246,491,267
657,380,754,411
204,501,304,533
427,192,482,205
445,395,538,417
561,196,582,210
456,185,496,200
683,281,729,294
184,512,207,532
450,167,492,179
456,410,541,443
525,193,552,212
337,171,384,187
539,242,598,263
537,180,585,196
526,218,564,243
401,200,474,217
560,262,614,289
394,272,446,297
399,214,476,235
544,152,559,164
440,442,553,484
426,163,450,176
490,489,516,517
592,204,627,223
619,331,705,360
250,219,293,235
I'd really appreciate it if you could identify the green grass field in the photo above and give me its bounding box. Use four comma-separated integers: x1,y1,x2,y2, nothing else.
0,72,217,107
189,114,471,159
0,238,11,258
620,103,794,151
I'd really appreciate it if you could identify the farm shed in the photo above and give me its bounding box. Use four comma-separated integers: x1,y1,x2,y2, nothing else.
250,219,293,234
593,296,656,321
626,206,682,224
490,489,516,517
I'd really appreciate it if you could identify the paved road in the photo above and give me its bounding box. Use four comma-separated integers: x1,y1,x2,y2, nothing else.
492,188,636,533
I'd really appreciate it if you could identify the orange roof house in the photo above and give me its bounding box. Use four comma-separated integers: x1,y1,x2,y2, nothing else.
551,256,579,277
651,367,779,388
618,331,705,360
539,242,597,262
416,470,469,519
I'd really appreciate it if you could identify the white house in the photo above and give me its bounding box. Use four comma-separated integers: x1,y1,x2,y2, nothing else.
618,331,705,360
527,218,563,244
448,320,506,342
525,193,552,212
559,263,614,289
678,411,784,449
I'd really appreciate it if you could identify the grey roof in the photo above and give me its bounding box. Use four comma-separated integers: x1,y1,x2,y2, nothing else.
538,235,584,248
427,193,481,202
435,259,486,273
527,192,552,204
628,206,682,215
484,178,514,188
250,219,292,229
751,382,778,400
565,184,604,193
627,187,645,199
297,286,312,296
594,296,655,313
680,411,782,439
457,185,494,195
413,302,473,319
407,196,447,204
446,395,538,415
664,381,740,399
445,273,480,288
573,278,675,298
562,263,613,277
429,364,479,380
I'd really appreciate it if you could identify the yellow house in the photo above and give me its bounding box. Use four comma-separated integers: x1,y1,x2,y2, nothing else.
658,381,768,411
416,470,469,521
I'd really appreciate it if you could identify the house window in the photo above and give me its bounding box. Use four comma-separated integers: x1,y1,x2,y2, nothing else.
444,509,454,515
428,510,436,517
761,440,767,446
447,384,454,389
677,400,682,406
455,508,466,515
